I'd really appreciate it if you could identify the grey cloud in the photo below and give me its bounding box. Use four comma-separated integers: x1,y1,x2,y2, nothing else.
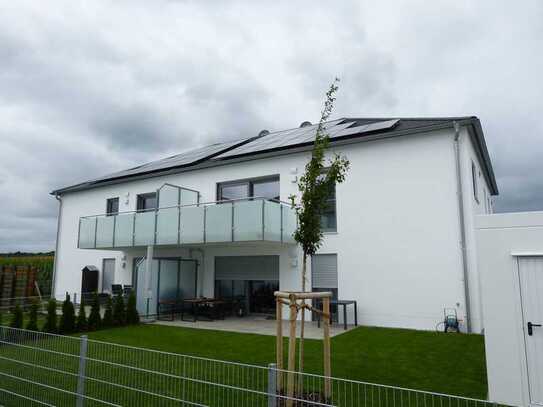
0,0,542,251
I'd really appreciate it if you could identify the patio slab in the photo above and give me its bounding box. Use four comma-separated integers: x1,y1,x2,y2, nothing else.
152,315,356,339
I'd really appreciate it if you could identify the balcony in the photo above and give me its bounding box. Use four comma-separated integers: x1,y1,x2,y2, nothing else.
78,192,297,250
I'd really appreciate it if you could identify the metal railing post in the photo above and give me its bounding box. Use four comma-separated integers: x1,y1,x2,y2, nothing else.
76,335,88,407
268,363,278,407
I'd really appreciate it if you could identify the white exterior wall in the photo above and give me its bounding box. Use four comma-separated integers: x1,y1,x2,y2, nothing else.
475,212,543,407
54,125,492,331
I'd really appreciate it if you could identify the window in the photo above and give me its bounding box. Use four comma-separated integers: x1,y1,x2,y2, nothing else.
217,176,280,202
106,197,119,216
137,192,157,212
471,162,479,203
318,171,337,232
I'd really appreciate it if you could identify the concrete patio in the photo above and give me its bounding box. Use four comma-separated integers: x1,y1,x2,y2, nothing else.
152,315,357,339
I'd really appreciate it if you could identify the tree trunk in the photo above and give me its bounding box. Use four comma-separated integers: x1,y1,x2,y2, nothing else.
298,252,307,380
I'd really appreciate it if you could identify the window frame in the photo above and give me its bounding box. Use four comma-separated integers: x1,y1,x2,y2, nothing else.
216,175,280,202
106,197,119,216
136,192,158,212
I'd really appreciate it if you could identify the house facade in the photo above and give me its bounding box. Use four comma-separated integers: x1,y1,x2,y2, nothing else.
51,117,498,332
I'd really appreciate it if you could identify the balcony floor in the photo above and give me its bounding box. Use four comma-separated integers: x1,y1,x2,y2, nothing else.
152,315,356,339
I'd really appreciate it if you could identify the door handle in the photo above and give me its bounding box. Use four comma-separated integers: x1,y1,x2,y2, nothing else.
528,322,542,336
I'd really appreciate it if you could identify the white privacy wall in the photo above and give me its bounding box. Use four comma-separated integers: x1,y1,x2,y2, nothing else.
476,212,543,407
54,125,491,331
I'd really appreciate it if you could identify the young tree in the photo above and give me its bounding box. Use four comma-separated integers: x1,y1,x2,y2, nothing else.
87,292,102,331
26,301,39,331
102,295,114,328
59,294,76,334
112,293,126,326
289,78,350,374
43,299,58,333
125,292,140,325
76,296,88,332
9,305,23,329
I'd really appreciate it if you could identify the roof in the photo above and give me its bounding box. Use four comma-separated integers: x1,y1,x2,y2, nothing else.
51,116,498,195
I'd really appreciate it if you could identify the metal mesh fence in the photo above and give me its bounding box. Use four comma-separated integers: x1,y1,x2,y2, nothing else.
0,326,506,407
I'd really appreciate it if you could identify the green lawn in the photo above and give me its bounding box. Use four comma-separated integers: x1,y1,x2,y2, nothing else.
86,324,488,399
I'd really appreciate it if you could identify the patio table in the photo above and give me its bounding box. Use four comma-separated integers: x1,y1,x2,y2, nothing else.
181,298,226,322
316,299,358,330
157,299,178,321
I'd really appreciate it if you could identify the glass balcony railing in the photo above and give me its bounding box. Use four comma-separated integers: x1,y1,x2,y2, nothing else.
78,197,297,249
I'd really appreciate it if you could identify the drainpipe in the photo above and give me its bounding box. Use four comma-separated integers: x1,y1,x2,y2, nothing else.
51,193,63,299
453,121,471,333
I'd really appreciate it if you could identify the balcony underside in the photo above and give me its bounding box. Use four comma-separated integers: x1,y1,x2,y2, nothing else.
78,199,297,250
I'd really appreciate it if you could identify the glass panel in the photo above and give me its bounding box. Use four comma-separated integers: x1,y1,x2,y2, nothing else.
234,200,262,241
219,183,249,201
264,201,281,241
134,211,156,245
137,193,157,211
179,261,197,300
321,200,337,231
158,185,179,208
158,260,178,302
180,206,205,243
106,198,119,216
282,205,297,243
205,203,232,242
95,216,115,248
114,213,134,247
156,207,179,245
135,259,159,316
253,179,280,200
78,217,96,249
180,189,199,206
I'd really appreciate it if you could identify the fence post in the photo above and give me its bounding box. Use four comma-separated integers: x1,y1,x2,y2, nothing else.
268,363,278,407
76,335,88,407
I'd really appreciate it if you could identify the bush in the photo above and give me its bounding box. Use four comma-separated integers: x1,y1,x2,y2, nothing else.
126,292,139,325
88,292,101,331
102,295,114,328
59,294,76,334
26,301,39,331
112,293,126,326
9,305,23,329
76,297,88,332
43,299,58,333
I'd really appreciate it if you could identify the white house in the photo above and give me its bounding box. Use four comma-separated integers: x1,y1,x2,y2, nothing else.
51,117,498,333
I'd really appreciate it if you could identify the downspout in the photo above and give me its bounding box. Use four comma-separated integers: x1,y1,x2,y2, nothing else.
453,121,471,333
51,193,63,299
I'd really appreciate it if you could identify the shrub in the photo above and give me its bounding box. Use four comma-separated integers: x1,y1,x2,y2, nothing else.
112,293,126,326
102,295,114,328
43,299,58,333
26,301,39,331
126,292,139,325
87,292,101,331
59,294,76,334
76,297,88,332
9,305,23,329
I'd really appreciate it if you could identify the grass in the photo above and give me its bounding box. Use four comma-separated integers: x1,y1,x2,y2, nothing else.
86,324,487,399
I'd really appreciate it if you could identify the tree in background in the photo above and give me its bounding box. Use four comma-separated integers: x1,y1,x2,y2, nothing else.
43,299,58,333
102,295,114,328
289,78,350,374
76,296,88,332
88,292,102,331
26,301,39,331
59,294,76,334
126,292,140,325
9,305,23,329
112,293,126,326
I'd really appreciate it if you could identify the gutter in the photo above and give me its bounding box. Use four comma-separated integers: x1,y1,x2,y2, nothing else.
51,193,63,299
453,121,471,333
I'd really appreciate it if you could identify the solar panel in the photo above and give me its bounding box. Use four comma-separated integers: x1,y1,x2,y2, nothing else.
214,119,399,159
87,139,249,183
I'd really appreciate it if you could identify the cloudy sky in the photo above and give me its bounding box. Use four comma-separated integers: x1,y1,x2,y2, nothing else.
0,1,542,252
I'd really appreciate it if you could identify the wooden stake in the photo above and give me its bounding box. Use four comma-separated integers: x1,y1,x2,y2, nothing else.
276,297,283,392
286,294,298,407
323,296,331,400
